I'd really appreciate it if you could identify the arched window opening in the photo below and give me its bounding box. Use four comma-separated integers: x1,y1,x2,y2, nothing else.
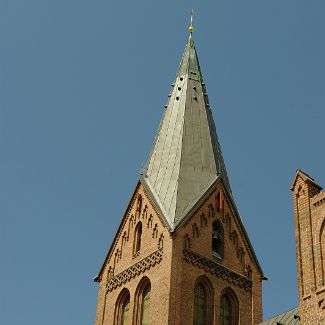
140,284,150,325
193,277,213,325
136,194,143,217
133,222,142,256
134,277,151,325
220,288,239,325
114,289,130,325
212,220,224,259
220,295,231,325
193,284,206,325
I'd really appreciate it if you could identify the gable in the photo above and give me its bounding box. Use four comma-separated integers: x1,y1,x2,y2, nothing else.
175,178,264,279
291,169,322,191
94,181,169,281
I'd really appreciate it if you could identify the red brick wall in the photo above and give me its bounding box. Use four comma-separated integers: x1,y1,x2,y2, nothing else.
94,183,173,325
168,181,263,325
292,172,325,325
94,180,263,325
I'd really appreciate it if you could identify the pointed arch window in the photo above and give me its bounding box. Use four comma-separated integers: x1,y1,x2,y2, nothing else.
220,288,239,325
133,222,142,256
134,277,151,325
193,277,213,325
114,289,130,325
212,220,224,259
193,283,206,325
220,295,231,325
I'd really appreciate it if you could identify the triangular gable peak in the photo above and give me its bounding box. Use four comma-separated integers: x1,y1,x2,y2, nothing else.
94,181,169,281
291,169,322,192
175,177,265,278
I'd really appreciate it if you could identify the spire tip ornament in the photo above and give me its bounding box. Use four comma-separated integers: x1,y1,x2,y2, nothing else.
189,9,195,34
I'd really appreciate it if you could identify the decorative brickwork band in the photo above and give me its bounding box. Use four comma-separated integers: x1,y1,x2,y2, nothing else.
183,249,252,291
107,249,163,292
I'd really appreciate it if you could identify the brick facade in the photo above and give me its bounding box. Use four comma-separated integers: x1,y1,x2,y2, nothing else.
291,170,325,325
94,180,263,325
91,30,325,324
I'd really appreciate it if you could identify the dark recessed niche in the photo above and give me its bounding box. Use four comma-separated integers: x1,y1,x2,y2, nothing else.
178,87,181,91
180,77,183,81
176,96,180,101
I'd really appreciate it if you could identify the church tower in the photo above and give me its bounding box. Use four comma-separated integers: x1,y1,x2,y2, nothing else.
94,26,265,325
291,170,325,325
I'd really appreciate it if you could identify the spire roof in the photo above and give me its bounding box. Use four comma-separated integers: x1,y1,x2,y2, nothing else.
141,36,231,230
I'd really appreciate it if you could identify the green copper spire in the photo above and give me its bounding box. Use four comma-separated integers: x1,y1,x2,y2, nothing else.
176,37,202,80
141,35,231,230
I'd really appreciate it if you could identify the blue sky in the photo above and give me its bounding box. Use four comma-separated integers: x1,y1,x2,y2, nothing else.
1,1,324,324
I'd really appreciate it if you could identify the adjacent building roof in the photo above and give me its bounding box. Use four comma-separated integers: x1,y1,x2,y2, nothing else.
142,35,231,231
259,308,300,325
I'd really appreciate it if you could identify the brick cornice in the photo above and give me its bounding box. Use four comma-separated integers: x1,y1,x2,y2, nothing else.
183,248,252,291
106,249,163,292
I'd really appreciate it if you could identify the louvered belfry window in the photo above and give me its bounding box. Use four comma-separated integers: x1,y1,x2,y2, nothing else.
212,220,224,259
193,283,206,325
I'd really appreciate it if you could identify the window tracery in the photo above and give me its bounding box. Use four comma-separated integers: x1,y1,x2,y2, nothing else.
193,277,213,325
114,289,130,325
134,277,151,325
220,288,239,325
193,284,206,325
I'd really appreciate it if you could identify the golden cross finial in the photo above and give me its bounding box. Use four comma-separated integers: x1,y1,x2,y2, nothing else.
189,9,195,34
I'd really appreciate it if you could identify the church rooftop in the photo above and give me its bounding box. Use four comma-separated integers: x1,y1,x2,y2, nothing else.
141,34,231,231
259,307,300,325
